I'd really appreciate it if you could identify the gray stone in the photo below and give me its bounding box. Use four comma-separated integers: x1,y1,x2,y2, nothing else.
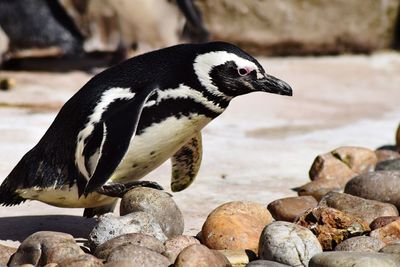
380,243,400,255
309,251,400,267
333,236,385,252
120,187,184,238
174,244,229,267
57,254,104,267
345,171,400,210
376,159,400,171
319,191,398,224
106,244,169,267
88,212,167,250
162,235,200,263
246,260,291,266
258,221,322,267
0,244,17,266
94,233,165,260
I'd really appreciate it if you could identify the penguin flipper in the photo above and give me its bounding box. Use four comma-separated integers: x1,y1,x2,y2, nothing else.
82,87,155,195
170,131,202,192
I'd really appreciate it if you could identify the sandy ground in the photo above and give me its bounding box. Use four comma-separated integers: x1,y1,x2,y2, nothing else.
0,52,400,247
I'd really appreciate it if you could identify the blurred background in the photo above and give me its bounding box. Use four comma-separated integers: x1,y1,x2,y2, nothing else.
0,0,400,241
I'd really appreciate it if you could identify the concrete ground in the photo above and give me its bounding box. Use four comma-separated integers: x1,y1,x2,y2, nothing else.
1,52,400,247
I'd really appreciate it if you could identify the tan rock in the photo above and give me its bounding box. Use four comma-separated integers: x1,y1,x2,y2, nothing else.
0,243,17,266
332,146,377,173
296,179,342,201
163,235,200,263
217,249,257,267
267,196,318,222
174,244,229,267
375,149,400,163
370,216,400,230
57,254,103,267
370,219,400,244
106,244,169,266
201,201,273,253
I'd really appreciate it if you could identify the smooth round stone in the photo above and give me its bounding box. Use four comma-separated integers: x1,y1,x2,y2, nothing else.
88,212,167,250
0,244,17,266
120,187,184,238
333,236,385,252
57,254,103,267
370,219,400,244
376,159,400,171
267,196,318,222
296,179,342,201
309,251,400,267
94,233,165,260
259,221,322,267
174,244,229,267
370,216,400,230
345,171,400,210
107,244,169,266
375,150,400,163
201,201,273,253
246,260,291,266
163,235,200,263
380,243,400,254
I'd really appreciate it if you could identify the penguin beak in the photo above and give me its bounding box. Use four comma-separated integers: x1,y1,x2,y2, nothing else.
255,74,293,96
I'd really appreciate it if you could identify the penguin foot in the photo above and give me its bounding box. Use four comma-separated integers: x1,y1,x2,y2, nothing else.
96,181,164,198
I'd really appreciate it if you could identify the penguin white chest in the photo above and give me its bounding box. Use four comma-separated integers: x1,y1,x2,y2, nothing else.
111,114,211,182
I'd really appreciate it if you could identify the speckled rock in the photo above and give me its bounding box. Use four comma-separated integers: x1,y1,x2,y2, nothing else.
163,235,200,263
246,260,291,267
295,207,370,250
380,243,400,255
174,244,229,267
57,254,104,267
296,179,342,201
376,159,400,171
309,251,400,267
201,201,273,253
258,221,322,267
375,150,400,163
370,216,400,230
94,233,165,260
8,231,84,266
106,244,169,266
88,212,167,250
333,236,385,252
267,196,318,222
120,187,184,238
0,244,17,266
319,191,398,224
370,219,400,244
345,171,400,210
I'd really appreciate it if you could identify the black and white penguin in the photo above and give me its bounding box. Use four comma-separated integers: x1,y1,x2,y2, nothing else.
0,42,292,217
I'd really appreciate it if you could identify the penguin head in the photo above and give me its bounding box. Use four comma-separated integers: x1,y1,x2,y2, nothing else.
193,42,293,99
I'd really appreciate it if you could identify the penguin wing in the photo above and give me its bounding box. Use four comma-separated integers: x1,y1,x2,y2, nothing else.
80,86,156,195
170,131,202,192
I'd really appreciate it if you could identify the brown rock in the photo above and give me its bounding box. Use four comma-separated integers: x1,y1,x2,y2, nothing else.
94,233,165,260
106,244,169,266
319,191,399,224
267,196,318,222
9,231,84,266
332,146,377,173
370,220,400,244
295,207,370,250
370,216,400,230
163,235,200,263
201,201,273,253
0,244,17,266
375,149,400,163
174,244,229,267
57,254,103,267
396,124,400,150
296,179,342,201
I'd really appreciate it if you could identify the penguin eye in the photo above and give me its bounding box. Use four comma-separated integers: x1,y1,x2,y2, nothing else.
237,68,249,76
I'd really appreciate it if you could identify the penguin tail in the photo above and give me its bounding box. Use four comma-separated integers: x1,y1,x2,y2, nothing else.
0,176,26,206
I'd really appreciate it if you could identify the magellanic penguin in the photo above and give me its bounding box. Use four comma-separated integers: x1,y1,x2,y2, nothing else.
0,42,293,217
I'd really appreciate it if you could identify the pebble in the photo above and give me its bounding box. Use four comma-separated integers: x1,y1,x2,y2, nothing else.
217,249,257,266
120,187,184,238
246,260,291,267
333,236,385,252
375,149,400,163
106,244,170,266
8,231,84,266
57,254,104,267
309,251,400,267
295,207,370,250
332,146,377,173
380,243,400,255
163,235,200,263
296,179,342,201
375,159,400,171
370,219,400,244
258,221,322,267
174,244,229,267
370,216,400,230
88,212,167,250
267,196,318,222
344,171,400,210
318,191,398,224
0,244,17,266
94,233,165,260
201,201,273,253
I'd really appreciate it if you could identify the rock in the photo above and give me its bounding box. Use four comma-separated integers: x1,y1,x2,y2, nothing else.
380,243,400,254
309,251,400,267
103,261,132,267
258,221,322,267
88,212,167,250
0,244,17,266
9,231,84,266
370,216,400,230
375,150,400,163
333,236,385,252
120,187,184,238
370,219,400,244
376,159,400,171
267,196,318,222
106,244,169,266
201,201,273,253
94,233,165,260
344,171,400,210
57,254,104,267
295,207,370,250
163,235,200,263
246,260,291,267
217,250,257,267
396,124,400,150
296,179,342,201
331,146,377,173
318,191,398,224
174,244,229,267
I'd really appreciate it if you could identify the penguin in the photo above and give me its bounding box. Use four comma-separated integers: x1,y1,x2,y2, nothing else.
0,42,292,217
